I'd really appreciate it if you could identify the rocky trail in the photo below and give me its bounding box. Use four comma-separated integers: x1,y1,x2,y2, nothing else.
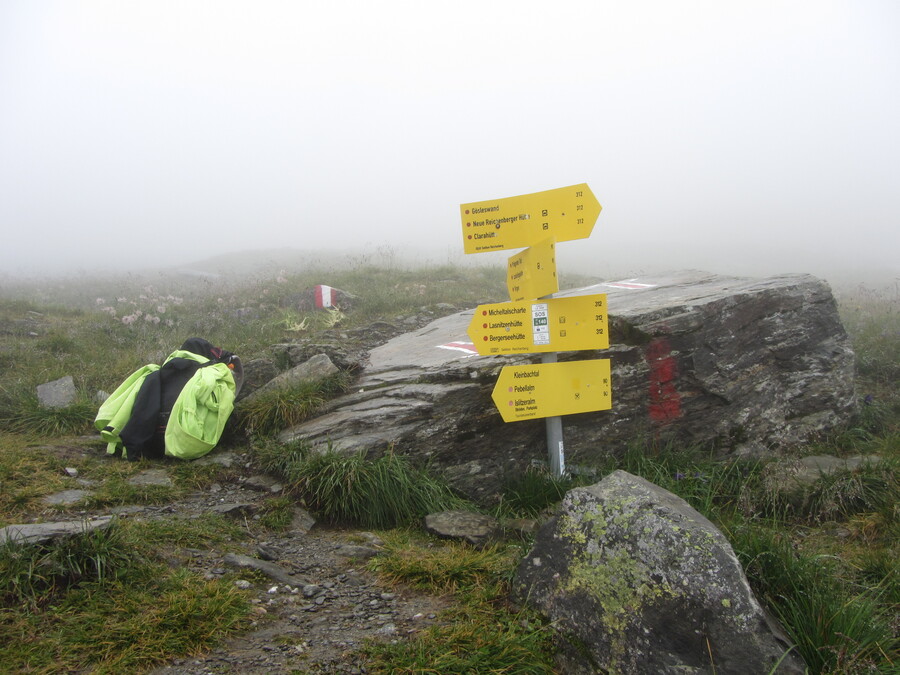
144,464,448,674
36,443,451,674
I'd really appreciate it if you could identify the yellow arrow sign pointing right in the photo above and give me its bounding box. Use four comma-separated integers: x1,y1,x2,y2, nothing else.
461,183,601,254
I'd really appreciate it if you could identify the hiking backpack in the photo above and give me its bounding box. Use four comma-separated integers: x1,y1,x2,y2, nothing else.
95,338,242,461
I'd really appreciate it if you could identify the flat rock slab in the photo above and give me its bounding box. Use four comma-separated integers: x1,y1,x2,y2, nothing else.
0,516,114,546
129,469,174,487
223,552,308,587
280,271,856,502
424,510,500,547
43,489,91,506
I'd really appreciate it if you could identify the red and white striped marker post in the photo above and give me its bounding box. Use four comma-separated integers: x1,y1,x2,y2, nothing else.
314,285,337,309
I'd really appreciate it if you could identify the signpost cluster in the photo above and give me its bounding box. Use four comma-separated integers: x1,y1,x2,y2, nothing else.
460,184,611,477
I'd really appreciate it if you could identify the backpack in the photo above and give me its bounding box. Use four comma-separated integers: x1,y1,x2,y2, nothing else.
95,338,242,461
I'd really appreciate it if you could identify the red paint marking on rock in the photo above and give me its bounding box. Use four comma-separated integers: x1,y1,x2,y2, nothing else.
646,337,681,423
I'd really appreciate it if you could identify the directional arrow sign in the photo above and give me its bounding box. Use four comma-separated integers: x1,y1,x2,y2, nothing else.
461,183,601,254
507,238,558,302
468,294,609,355
492,359,612,422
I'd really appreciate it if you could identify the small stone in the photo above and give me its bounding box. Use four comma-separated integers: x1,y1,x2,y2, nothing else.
256,544,282,561
234,580,252,590
64,467,79,478
333,544,379,560
267,586,279,594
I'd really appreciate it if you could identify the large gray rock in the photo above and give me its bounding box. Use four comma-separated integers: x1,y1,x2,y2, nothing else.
514,471,805,674
279,272,856,502
240,353,338,404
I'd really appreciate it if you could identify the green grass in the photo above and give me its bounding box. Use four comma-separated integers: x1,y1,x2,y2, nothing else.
363,530,556,674
256,495,298,531
236,371,353,436
727,523,898,674
0,392,96,435
0,518,251,672
0,522,141,610
256,443,467,529
498,464,584,518
369,529,520,594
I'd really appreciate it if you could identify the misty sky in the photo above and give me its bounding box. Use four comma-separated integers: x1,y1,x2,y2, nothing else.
1,1,898,283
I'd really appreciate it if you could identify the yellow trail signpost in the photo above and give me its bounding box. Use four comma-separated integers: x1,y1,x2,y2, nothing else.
460,183,601,254
460,182,607,477
492,359,612,423
467,294,609,356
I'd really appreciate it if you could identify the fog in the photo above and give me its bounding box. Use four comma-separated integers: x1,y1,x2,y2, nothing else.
1,1,898,286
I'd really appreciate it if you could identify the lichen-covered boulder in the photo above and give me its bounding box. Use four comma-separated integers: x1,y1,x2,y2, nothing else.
514,471,805,674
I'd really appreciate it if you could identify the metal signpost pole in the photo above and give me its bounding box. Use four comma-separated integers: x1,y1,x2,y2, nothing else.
539,289,565,478
542,350,565,478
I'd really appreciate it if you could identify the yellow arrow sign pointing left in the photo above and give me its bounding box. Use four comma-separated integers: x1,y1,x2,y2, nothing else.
461,183,601,254
492,359,612,422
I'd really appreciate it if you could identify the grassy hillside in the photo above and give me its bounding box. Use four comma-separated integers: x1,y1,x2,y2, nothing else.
0,264,896,673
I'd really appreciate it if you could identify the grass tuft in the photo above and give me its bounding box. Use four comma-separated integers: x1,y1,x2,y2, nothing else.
369,529,520,595
498,465,580,517
363,531,555,674
728,523,898,674
236,371,351,436
0,393,95,436
260,445,466,529
0,521,140,609
0,517,251,672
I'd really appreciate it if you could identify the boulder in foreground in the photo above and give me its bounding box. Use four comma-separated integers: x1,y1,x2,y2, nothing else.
514,470,805,674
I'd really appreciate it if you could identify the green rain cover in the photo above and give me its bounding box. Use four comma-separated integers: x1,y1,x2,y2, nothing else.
94,363,161,455
164,362,236,459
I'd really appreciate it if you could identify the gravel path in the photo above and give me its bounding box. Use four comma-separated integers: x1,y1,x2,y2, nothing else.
122,463,451,674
